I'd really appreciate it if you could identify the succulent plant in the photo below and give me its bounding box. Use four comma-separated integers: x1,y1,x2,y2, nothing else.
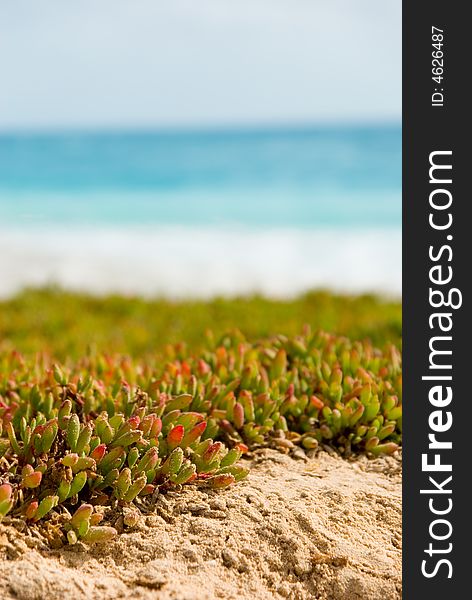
0,483,13,521
0,328,401,543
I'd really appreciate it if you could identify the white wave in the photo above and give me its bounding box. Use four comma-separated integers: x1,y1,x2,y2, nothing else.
0,226,401,299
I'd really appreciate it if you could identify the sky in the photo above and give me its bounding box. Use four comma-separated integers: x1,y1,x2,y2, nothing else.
0,0,401,131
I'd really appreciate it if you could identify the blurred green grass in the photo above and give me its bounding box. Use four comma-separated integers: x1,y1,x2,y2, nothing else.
0,288,401,360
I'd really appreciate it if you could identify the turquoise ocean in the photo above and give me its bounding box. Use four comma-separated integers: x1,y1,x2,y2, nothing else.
0,125,401,298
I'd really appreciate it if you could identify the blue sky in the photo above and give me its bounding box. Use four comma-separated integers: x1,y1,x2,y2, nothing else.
0,0,401,130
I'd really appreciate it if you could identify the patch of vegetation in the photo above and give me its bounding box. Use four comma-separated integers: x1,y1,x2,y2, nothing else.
0,322,401,545
0,287,401,360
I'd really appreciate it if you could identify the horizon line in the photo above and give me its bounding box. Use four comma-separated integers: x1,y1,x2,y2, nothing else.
0,119,401,137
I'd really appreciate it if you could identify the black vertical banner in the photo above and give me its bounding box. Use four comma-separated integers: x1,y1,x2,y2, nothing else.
403,2,469,597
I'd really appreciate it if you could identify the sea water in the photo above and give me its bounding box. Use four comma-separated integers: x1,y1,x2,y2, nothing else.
0,125,401,298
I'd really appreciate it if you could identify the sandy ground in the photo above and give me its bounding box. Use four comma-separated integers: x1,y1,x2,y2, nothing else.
0,449,401,600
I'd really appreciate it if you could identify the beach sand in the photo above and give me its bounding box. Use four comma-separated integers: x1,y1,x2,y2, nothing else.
0,226,401,299
0,449,401,600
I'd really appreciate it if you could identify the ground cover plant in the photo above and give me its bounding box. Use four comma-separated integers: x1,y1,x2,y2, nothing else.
0,289,402,547
0,287,401,359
